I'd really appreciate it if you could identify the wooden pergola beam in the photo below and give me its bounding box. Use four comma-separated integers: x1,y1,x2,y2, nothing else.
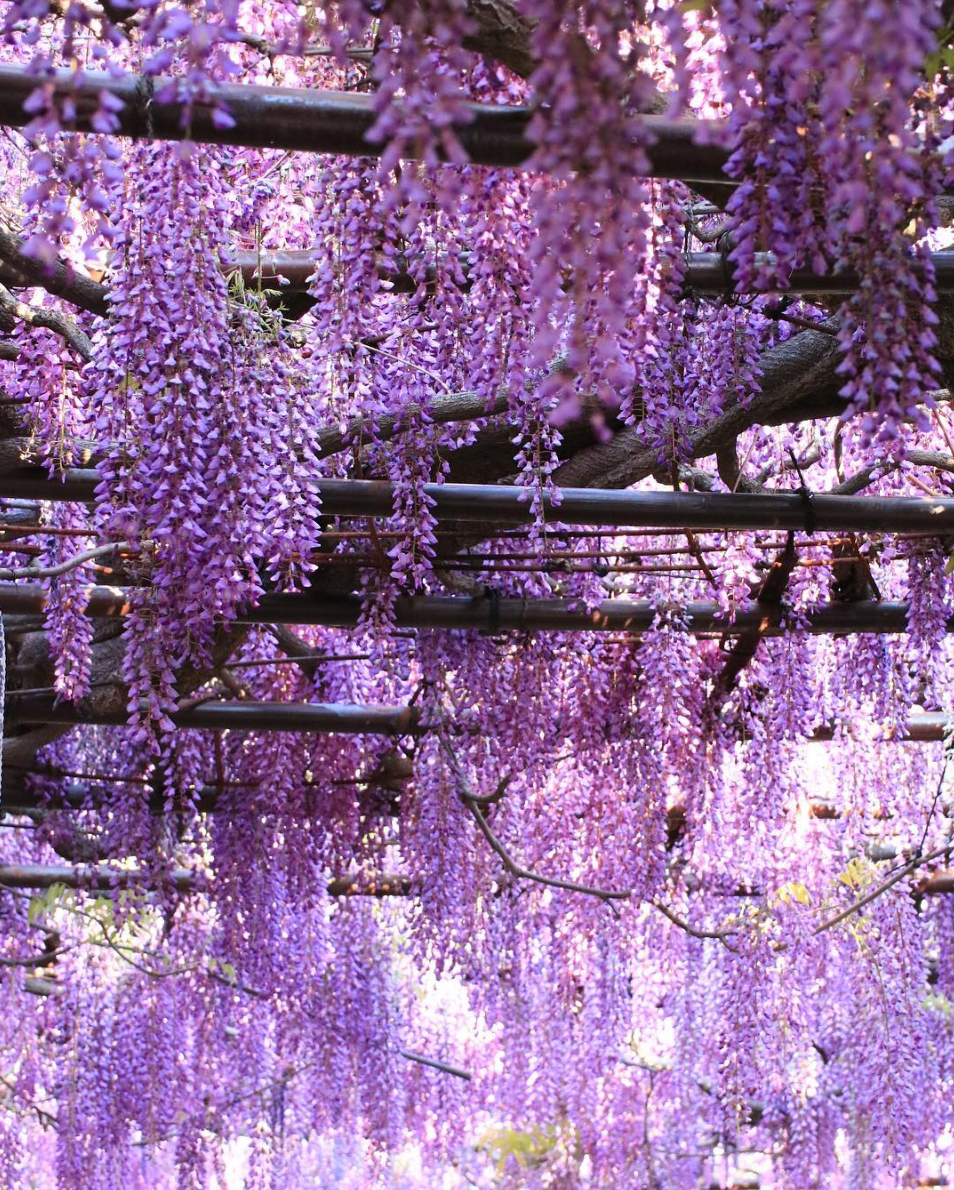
0,584,949,637
227,248,954,299
4,474,954,534
0,65,728,182
683,251,954,295
4,694,423,734
0,862,949,897
0,863,413,896
3,692,952,740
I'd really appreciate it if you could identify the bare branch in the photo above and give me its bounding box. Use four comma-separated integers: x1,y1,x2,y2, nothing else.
438,730,633,902
0,541,133,581
651,899,736,941
0,283,92,360
813,845,953,935
314,389,504,459
400,1049,473,1081
829,450,954,496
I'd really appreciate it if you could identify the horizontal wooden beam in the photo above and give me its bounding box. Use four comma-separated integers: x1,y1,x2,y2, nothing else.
683,251,954,295
5,475,954,535
5,694,422,734
0,862,948,898
0,863,413,896
0,65,729,182
14,245,953,322
0,585,947,636
3,690,952,740
234,248,954,299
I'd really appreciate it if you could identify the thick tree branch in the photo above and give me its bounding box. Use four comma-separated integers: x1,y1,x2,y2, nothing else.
706,531,798,712
0,228,108,317
0,284,92,360
552,326,843,491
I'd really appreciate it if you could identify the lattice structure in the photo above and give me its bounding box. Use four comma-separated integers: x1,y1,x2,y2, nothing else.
0,4,953,1190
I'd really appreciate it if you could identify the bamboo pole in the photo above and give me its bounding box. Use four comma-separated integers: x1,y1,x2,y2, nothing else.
0,584,947,637
682,251,954,295
0,863,413,896
0,65,728,181
3,693,952,741
4,475,954,535
0,862,948,897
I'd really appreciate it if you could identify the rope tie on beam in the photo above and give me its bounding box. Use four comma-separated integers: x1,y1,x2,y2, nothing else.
482,585,501,635
789,449,817,536
716,229,735,294
134,73,155,139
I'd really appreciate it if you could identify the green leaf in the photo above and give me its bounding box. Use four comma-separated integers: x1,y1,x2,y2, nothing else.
27,883,70,925
926,23,954,79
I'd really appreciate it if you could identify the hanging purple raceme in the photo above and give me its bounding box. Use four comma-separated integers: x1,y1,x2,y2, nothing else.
817,0,943,439
904,540,952,707
2,7,954,1188
87,141,282,731
2,2,126,263
626,184,705,462
7,318,91,473
459,166,535,408
718,0,832,290
522,0,656,423
305,157,388,434
366,0,474,202
136,0,243,132
38,500,95,701
718,0,942,439
697,299,765,416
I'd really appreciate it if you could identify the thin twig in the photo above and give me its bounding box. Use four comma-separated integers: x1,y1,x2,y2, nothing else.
464,793,630,901
438,729,629,901
813,845,952,935
918,730,954,857
439,719,740,933
0,541,134,581
400,1049,473,1081
651,899,736,941
0,944,70,968
0,1072,58,1129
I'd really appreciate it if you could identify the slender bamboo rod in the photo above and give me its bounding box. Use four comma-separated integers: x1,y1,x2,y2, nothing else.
0,771,939,819
0,65,729,181
0,583,939,633
0,862,948,897
4,694,423,734
14,245,954,319
5,474,954,535
241,597,954,635
233,248,954,298
0,779,307,813
0,863,413,896
683,251,954,295
0,584,946,636
2,693,951,741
